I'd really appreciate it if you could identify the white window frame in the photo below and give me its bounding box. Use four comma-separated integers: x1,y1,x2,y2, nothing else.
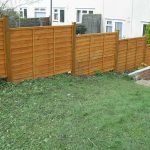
53,9,59,21
53,8,65,23
115,22,123,38
106,20,113,32
76,8,95,23
105,19,124,38
34,8,46,18
20,8,27,18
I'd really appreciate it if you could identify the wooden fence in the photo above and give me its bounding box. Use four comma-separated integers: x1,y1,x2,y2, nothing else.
75,33,118,75
116,37,146,72
0,17,150,82
0,18,7,78
8,26,73,82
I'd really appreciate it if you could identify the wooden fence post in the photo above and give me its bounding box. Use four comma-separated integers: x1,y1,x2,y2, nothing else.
115,31,119,71
72,22,76,75
32,28,35,79
4,16,12,82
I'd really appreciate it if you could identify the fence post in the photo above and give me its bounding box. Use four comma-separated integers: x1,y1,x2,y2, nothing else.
4,16,12,82
32,28,35,79
115,31,119,72
72,22,76,75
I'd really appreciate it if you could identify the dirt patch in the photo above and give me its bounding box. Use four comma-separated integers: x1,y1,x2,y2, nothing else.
136,69,150,80
136,80,150,87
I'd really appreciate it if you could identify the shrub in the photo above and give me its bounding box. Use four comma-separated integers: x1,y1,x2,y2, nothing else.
76,24,87,34
145,23,150,44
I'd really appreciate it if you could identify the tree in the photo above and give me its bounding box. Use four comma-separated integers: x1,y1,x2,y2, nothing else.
145,23,150,44
0,0,40,18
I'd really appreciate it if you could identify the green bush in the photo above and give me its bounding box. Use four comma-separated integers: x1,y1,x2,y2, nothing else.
76,24,87,34
145,23,150,44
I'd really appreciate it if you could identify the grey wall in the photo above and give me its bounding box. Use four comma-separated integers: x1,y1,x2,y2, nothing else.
9,17,50,28
82,14,101,34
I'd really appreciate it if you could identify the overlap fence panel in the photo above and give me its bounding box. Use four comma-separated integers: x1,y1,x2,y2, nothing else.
10,28,33,81
9,26,73,82
0,18,7,78
116,37,146,72
54,27,73,74
75,32,117,75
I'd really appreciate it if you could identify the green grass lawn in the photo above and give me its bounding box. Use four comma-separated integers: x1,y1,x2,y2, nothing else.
0,73,150,150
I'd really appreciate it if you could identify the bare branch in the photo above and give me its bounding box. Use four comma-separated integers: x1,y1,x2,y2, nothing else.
13,0,41,9
0,0,41,18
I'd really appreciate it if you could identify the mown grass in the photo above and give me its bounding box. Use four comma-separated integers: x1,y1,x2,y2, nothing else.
0,73,150,150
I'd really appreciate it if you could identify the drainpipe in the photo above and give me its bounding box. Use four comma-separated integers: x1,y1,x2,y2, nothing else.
50,0,52,25
101,0,105,32
131,0,134,37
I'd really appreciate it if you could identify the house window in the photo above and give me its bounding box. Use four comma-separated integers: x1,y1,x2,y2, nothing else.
89,11,93,14
54,9,59,21
107,21,112,25
60,10,65,22
82,10,87,14
106,20,112,32
76,9,94,23
143,24,147,36
20,8,27,18
105,20,124,38
35,8,46,18
77,10,81,23
106,26,112,32
115,22,123,38
53,8,65,22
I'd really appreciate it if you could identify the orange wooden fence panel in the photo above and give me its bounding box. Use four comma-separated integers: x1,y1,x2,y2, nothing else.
75,32,118,75
9,26,73,82
116,37,146,72
1,16,150,82
0,18,7,78
146,44,150,65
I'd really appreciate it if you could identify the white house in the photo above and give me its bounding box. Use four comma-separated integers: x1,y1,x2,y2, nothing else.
5,0,150,38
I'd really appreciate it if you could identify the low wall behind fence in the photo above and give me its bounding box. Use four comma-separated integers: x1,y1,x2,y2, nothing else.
0,17,150,82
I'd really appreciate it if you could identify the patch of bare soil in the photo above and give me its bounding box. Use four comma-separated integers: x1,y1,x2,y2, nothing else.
136,80,150,87
133,69,150,87
137,69,150,80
